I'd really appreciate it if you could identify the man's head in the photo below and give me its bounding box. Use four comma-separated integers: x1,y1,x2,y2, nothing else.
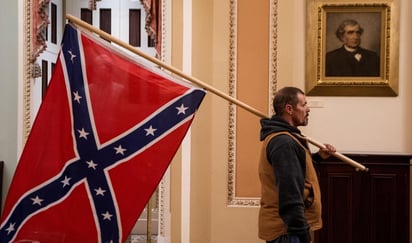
335,19,364,49
273,87,310,127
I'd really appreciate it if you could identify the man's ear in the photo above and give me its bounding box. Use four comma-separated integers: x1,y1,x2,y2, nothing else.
285,104,293,115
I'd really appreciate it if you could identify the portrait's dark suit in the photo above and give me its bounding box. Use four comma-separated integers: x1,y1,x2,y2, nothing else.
325,46,380,76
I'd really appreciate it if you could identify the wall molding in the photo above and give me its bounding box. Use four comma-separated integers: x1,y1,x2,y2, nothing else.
227,0,278,207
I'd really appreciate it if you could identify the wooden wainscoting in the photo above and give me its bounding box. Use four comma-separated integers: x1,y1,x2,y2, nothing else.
315,154,411,243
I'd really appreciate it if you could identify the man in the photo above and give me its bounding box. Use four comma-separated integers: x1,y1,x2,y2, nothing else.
258,87,336,243
325,19,380,76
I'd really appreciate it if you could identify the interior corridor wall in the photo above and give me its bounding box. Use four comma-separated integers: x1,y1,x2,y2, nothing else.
186,0,412,242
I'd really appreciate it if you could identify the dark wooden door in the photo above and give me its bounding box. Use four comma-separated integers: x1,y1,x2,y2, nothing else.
315,154,410,243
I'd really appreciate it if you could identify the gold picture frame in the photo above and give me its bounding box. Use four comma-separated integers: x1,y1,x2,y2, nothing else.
306,0,399,96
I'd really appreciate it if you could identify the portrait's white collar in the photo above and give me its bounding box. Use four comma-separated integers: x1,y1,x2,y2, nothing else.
344,45,357,53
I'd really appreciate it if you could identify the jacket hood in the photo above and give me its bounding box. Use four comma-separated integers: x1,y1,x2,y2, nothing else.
260,116,301,141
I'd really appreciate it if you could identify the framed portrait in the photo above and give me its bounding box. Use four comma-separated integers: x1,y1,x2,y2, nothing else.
305,0,399,96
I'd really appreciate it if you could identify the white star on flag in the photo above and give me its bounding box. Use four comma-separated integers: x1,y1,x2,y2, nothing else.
94,187,106,196
73,91,82,104
61,176,71,188
144,126,157,136
31,196,44,206
86,160,98,170
114,145,127,155
68,50,76,63
77,128,90,139
102,211,113,221
5,223,15,234
176,104,189,115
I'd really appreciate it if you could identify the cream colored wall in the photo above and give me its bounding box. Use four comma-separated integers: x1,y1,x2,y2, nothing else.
191,0,214,242
170,0,215,241
277,0,412,154
172,0,412,243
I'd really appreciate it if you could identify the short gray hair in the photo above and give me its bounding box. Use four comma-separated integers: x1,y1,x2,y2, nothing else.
335,19,364,41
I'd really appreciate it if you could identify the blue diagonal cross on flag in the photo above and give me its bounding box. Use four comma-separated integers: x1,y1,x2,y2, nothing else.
0,24,205,243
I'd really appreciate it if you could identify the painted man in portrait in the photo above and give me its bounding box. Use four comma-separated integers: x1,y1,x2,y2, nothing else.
325,19,380,77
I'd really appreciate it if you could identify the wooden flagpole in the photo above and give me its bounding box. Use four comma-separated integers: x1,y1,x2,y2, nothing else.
65,14,367,172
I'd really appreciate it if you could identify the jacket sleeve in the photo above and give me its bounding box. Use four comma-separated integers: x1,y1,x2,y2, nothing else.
311,152,323,166
267,135,311,243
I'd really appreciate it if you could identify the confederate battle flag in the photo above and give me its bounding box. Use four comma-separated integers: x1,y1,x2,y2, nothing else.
0,24,205,242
